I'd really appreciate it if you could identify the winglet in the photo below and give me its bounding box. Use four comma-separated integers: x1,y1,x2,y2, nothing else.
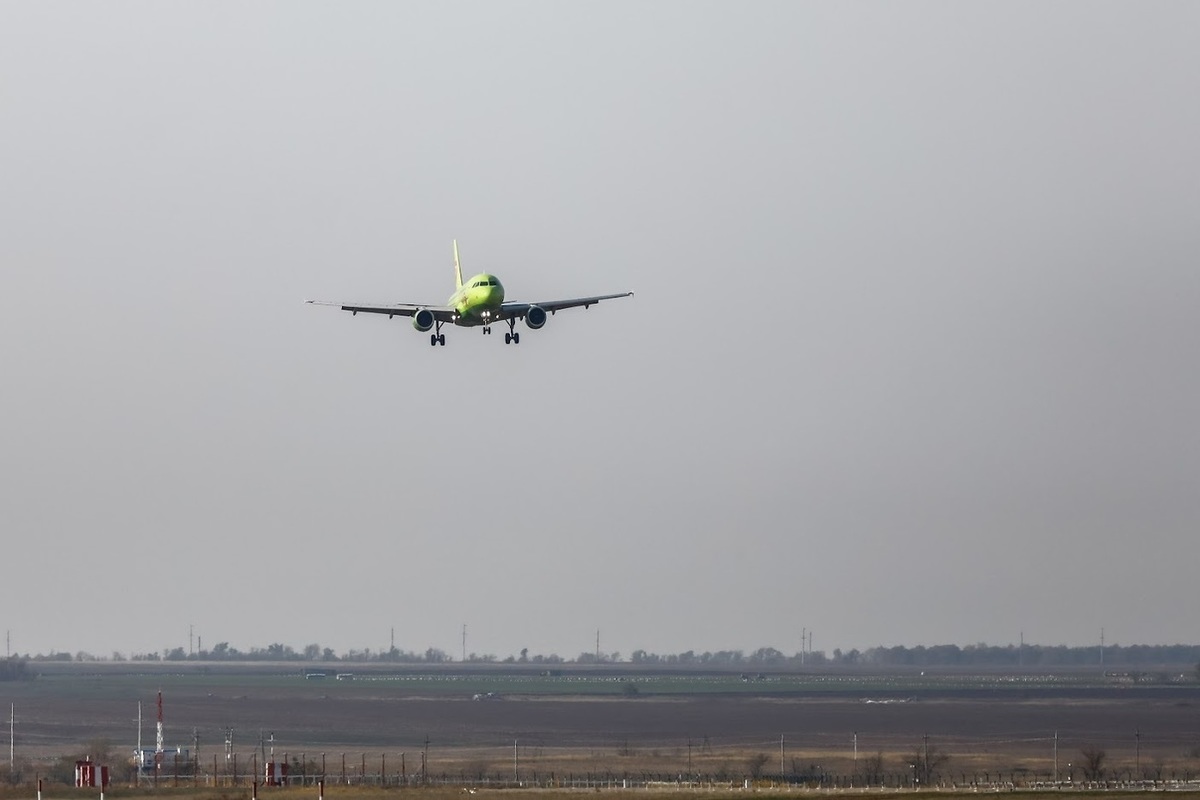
453,240,463,290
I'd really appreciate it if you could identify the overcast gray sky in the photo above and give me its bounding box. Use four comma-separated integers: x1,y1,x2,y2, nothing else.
2,2,1197,660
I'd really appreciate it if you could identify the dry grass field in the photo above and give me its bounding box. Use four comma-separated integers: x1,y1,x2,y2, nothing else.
2,788,1200,800
3,663,1199,789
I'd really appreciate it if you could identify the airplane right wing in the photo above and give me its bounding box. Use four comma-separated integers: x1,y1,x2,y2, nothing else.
498,291,634,319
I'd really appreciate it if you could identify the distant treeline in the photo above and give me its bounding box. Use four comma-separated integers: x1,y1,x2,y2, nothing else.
0,657,32,680
629,643,1200,668
11,642,1200,669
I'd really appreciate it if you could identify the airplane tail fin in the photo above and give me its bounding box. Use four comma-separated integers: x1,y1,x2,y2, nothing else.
452,240,463,289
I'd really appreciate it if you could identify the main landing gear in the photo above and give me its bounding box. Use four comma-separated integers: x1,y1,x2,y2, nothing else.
504,318,520,345
429,320,446,346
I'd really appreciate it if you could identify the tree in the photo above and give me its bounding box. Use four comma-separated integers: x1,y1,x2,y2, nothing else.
0,658,31,681
749,647,785,665
746,752,770,778
910,740,949,784
1080,748,1107,780
860,751,886,785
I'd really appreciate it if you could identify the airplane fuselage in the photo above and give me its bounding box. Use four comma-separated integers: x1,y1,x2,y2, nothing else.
450,272,505,327
309,240,632,346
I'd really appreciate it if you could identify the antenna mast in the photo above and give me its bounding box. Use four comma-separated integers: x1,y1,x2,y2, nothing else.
155,690,164,777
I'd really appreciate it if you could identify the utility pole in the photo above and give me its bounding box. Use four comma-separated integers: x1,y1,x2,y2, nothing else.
1100,628,1105,673
595,629,600,661
854,731,858,775
1135,729,1141,778
8,703,14,774
1053,730,1058,783
922,733,929,784
462,625,466,663
780,734,785,777
800,628,806,665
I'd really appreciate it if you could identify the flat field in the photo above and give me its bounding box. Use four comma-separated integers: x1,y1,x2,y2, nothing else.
5,663,1199,786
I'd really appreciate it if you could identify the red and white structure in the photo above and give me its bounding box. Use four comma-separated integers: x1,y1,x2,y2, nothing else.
75,759,109,788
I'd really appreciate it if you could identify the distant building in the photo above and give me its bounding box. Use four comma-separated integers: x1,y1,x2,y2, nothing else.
135,747,188,774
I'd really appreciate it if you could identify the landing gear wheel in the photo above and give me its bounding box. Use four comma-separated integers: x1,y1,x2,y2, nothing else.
504,318,520,344
438,334,446,346
430,334,438,346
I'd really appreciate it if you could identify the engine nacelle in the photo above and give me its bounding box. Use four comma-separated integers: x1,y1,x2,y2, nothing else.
525,305,548,330
412,309,435,332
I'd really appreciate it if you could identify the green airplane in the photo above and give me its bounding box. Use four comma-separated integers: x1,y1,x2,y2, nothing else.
309,241,633,346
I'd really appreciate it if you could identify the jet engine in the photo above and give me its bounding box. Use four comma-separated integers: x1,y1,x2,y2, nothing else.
412,309,435,332
525,305,548,330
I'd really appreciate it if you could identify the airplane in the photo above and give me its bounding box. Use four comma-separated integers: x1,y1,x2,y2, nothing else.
308,241,633,346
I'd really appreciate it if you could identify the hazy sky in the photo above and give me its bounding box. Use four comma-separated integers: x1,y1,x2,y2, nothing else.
2,2,1197,660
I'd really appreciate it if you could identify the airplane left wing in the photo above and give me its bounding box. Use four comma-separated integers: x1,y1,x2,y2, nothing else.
306,300,457,322
498,291,634,320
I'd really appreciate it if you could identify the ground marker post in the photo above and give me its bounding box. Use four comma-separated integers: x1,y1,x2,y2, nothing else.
319,778,324,800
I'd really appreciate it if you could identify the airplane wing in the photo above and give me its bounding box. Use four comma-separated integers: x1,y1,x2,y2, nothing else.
306,300,457,322
497,291,634,320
